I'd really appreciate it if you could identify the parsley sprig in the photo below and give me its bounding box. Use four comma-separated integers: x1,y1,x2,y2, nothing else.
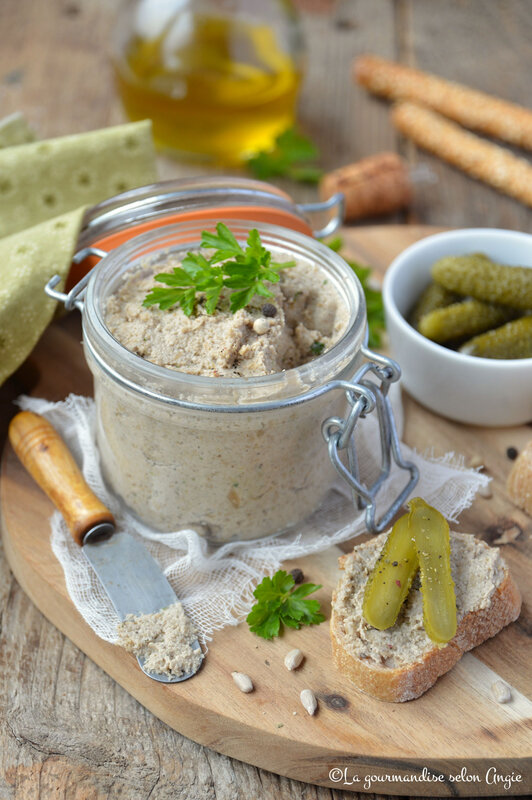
247,570,325,639
326,236,386,348
143,223,295,316
247,128,323,184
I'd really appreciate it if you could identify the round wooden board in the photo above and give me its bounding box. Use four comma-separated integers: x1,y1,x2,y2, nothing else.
1,226,531,797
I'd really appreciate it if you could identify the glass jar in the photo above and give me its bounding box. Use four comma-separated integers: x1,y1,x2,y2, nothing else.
112,0,304,163
47,178,417,542
82,220,365,542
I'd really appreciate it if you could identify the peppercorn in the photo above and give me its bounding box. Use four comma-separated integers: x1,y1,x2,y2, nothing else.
507,446,518,460
290,568,304,584
261,303,277,318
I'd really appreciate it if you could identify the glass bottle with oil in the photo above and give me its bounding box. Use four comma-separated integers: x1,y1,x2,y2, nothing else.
113,0,304,165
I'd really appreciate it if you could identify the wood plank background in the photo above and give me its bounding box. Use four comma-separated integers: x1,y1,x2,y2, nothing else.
1,1,531,798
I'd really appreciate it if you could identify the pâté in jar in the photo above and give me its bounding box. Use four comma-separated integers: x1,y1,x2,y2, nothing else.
47,178,417,543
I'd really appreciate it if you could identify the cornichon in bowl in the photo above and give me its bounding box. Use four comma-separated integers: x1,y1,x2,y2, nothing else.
460,316,532,358
418,299,517,343
432,254,532,310
409,254,532,359
409,283,458,330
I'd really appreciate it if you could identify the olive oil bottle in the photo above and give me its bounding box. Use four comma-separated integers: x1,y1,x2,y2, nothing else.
113,2,303,165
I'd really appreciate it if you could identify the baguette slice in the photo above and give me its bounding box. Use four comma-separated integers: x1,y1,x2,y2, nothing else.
331,532,521,702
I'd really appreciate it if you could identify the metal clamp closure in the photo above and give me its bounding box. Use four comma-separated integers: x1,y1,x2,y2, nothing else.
298,193,345,239
322,346,418,533
45,246,108,311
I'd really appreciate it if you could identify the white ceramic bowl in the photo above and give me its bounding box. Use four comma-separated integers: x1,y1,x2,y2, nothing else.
383,228,532,427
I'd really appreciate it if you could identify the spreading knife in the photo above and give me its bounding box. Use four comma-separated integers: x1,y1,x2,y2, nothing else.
8,410,203,683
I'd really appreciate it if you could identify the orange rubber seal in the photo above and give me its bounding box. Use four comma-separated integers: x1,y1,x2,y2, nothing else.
67,205,312,291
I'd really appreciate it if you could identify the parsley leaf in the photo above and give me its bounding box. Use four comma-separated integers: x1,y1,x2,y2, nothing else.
143,223,295,317
247,128,323,184
310,340,325,355
247,570,325,639
201,224,243,261
324,237,386,348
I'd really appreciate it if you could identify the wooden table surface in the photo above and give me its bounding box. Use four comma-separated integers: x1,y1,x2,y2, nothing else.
1,1,531,798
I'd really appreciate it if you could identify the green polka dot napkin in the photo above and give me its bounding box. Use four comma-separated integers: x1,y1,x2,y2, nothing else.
0,118,158,386
0,112,36,148
0,119,157,238
0,208,88,386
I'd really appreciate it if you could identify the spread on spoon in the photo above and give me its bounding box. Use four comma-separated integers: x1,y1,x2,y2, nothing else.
117,602,203,678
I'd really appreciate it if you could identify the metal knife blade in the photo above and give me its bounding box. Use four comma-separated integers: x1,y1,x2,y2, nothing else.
84,529,178,619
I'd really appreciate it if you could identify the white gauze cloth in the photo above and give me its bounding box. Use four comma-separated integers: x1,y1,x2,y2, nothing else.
18,391,488,645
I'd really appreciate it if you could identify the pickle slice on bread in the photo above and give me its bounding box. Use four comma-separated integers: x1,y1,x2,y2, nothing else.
362,511,418,630
408,498,457,644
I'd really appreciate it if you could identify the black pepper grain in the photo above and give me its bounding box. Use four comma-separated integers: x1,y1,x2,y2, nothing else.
507,446,518,460
261,303,277,318
290,568,304,584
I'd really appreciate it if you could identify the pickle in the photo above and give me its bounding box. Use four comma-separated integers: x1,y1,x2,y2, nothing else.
409,282,458,330
408,498,456,644
418,299,517,343
459,315,532,359
362,511,418,630
432,254,532,310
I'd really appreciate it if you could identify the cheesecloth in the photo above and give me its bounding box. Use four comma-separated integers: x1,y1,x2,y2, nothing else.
17,391,488,645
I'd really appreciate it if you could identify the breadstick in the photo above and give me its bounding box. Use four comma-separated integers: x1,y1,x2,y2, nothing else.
319,152,411,220
392,102,532,208
355,54,532,151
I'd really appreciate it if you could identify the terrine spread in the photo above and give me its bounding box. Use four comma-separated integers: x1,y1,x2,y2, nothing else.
106,251,347,377
116,602,202,677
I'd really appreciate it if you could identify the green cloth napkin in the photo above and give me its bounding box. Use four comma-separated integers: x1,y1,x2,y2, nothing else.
0,120,157,238
0,112,36,148
0,207,87,386
0,118,159,386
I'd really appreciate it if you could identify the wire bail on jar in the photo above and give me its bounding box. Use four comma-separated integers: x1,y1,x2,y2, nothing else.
321,345,419,533
45,247,108,312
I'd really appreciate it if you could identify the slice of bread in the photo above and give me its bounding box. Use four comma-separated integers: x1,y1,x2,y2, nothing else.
330,531,521,702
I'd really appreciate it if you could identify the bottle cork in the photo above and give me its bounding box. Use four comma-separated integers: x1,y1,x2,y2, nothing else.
319,152,412,221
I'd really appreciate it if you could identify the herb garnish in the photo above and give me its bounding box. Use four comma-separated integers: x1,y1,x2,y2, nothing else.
247,570,325,639
247,128,323,184
310,340,325,355
143,223,295,316
325,236,386,348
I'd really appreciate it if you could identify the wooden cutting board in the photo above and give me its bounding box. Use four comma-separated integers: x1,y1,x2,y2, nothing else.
1,226,531,797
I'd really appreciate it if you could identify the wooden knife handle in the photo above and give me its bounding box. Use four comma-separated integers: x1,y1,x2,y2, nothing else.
8,410,115,546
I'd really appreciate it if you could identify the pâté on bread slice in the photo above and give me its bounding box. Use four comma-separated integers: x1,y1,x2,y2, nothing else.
330,532,521,702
